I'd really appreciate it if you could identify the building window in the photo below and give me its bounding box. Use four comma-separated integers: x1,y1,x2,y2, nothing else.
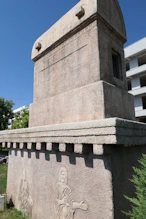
142,96,146,109
138,54,146,66
126,62,130,71
140,74,146,87
112,49,122,80
139,118,146,123
127,80,131,90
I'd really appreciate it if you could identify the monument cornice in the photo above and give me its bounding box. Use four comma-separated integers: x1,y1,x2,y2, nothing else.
1,118,146,153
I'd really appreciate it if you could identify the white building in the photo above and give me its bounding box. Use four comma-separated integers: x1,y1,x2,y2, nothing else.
9,105,29,129
13,105,29,115
125,37,146,122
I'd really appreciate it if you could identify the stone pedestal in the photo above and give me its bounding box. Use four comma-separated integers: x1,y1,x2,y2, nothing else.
1,118,146,218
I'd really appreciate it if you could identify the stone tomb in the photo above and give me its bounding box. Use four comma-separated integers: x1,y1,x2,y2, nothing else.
0,0,146,219
29,0,134,127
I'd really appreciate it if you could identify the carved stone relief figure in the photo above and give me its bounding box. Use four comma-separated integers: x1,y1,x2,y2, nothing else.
55,167,88,219
18,170,33,216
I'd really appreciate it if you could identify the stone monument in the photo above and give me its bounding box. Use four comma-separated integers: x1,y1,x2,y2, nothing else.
0,0,146,219
29,0,135,127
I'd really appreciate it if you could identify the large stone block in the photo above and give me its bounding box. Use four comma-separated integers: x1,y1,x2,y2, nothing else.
29,81,104,126
33,22,99,103
29,0,134,127
29,81,134,127
7,149,113,219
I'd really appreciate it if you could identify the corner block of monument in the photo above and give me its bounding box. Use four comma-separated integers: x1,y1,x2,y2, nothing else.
59,143,66,152
46,142,52,151
74,144,83,154
93,144,104,155
36,142,41,150
27,142,32,150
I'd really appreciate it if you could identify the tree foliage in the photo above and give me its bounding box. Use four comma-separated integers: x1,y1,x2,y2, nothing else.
123,154,146,219
12,109,29,129
0,97,14,130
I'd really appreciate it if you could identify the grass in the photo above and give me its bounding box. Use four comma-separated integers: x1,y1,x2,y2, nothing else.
0,144,8,151
0,164,8,194
0,164,28,219
0,165,29,219
0,209,29,219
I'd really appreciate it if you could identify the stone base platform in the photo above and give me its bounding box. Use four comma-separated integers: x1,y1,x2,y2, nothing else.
0,118,146,219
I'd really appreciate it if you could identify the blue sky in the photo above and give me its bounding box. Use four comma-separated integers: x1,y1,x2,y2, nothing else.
0,0,146,109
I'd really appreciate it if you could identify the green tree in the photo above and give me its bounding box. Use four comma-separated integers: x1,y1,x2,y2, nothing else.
123,154,146,219
0,97,14,130
12,109,29,129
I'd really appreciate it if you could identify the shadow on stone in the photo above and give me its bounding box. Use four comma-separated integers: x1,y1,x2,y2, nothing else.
21,150,24,157
56,152,62,163
68,153,76,165
28,150,31,159
35,151,40,159
45,151,50,161
14,150,17,156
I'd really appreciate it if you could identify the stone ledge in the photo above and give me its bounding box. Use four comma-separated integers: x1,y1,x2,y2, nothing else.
0,118,146,149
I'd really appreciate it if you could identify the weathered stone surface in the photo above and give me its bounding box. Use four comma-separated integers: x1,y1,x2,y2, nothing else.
59,143,66,152
7,149,113,219
31,0,126,61
29,0,134,127
29,80,134,127
1,118,146,147
4,120,146,219
93,144,104,155
27,143,32,150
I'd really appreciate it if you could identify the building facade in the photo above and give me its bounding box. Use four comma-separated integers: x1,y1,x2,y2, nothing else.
125,37,146,122
13,105,29,116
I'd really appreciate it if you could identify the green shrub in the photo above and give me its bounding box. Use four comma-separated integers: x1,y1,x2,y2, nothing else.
0,208,29,219
123,154,146,218
6,197,14,209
